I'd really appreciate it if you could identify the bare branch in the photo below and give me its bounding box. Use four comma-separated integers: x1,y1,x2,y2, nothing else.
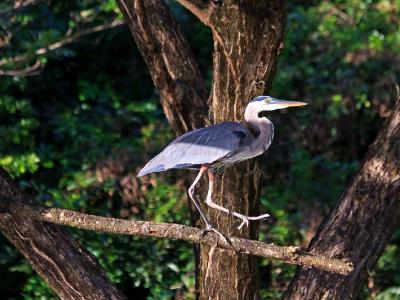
0,0,43,18
0,195,353,275
0,60,43,76
0,19,125,67
175,0,211,26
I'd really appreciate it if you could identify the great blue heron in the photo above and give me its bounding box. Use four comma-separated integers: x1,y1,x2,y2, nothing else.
138,96,307,234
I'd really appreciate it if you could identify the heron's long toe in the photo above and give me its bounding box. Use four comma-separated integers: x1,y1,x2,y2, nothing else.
247,213,271,221
237,219,248,230
201,224,230,244
235,213,271,230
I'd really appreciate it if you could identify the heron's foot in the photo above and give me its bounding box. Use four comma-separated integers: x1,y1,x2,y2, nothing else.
234,213,271,230
201,224,231,245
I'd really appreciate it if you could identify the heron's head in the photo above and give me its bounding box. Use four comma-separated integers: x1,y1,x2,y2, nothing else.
249,95,307,112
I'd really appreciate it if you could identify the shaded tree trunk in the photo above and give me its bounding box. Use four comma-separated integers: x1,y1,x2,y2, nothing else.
284,95,400,299
117,0,286,298
0,169,126,299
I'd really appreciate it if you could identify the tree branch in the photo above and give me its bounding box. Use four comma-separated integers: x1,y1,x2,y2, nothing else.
0,0,43,18
0,195,353,275
0,60,43,76
0,19,125,67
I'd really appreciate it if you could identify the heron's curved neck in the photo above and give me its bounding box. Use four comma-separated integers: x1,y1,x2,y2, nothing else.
244,105,274,151
244,106,272,135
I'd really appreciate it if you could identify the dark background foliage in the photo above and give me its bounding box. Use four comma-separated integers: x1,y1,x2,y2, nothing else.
0,0,399,299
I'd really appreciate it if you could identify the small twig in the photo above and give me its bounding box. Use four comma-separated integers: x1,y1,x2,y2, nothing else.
0,196,353,275
0,60,42,76
327,5,355,25
0,19,125,67
0,0,43,18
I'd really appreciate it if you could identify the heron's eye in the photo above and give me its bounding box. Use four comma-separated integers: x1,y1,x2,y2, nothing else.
259,111,268,117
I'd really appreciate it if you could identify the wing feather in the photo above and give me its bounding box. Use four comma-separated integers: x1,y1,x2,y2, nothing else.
137,122,249,176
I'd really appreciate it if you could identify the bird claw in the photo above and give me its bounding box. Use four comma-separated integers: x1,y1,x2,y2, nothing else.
236,213,271,230
237,218,249,230
201,225,231,245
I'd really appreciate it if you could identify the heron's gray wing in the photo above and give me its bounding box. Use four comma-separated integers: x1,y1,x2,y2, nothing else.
137,122,250,176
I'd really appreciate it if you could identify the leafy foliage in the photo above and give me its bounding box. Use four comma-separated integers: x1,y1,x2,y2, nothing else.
0,0,399,299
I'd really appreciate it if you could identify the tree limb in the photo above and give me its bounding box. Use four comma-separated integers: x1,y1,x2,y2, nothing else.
0,19,125,67
0,195,353,275
0,0,43,18
0,60,43,76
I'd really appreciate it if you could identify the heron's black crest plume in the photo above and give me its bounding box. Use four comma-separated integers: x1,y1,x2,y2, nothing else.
251,96,268,102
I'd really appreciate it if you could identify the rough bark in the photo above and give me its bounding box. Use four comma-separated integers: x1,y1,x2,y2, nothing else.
0,196,353,275
284,96,400,299
117,1,286,299
0,169,126,299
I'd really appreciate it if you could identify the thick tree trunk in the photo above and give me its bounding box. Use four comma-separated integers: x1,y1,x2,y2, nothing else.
284,96,400,299
198,2,286,299
117,1,286,298
0,169,126,299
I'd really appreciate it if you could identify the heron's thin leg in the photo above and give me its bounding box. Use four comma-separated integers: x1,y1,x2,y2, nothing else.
205,171,270,230
188,167,229,242
188,167,211,227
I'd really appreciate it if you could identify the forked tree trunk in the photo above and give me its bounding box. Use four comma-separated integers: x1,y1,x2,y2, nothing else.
117,0,286,298
284,96,400,299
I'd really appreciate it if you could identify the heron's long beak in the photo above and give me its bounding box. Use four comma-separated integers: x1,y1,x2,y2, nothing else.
261,98,307,111
268,98,307,110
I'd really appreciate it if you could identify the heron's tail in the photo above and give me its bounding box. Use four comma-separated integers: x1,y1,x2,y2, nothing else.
137,148,174,177
137,164,166,177
137,143,189,177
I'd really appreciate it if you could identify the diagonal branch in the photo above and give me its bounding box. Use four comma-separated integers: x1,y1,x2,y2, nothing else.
0,19,125,67
0,0,43,18
0,60,43,76
0,195,353,275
